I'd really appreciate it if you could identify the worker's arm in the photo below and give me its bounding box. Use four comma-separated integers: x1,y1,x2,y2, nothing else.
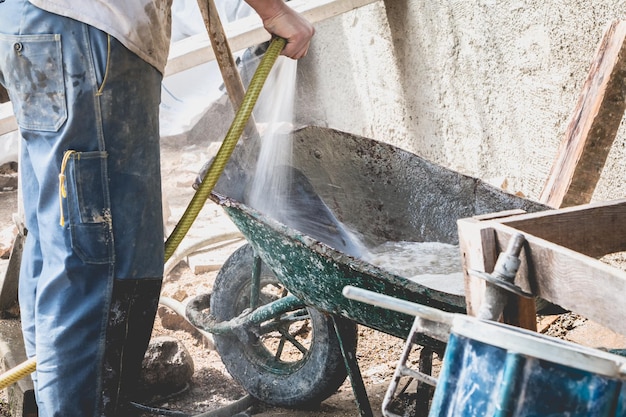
245,0,314,59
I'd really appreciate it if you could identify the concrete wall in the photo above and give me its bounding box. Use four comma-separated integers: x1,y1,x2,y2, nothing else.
294,0,626,203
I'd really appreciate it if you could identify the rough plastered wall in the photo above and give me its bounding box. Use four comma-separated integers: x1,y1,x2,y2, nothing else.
295,0,626,203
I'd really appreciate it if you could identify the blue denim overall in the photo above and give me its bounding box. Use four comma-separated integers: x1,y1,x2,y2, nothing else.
0,1,165,415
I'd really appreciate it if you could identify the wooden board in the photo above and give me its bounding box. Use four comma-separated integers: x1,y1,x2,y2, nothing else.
165,0,380,77
540,20,626,208
499,198,626,259
458,212,537,330
196,0,246,110
492,222,626,336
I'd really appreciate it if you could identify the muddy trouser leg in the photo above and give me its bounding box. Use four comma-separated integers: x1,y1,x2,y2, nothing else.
0,2,165,416
102,278,163,416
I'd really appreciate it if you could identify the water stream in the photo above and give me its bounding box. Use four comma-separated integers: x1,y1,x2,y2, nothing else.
247,56,295,216
244,57,462,295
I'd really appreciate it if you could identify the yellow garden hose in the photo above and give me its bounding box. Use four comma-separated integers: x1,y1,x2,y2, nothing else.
164,36,286,261
0,357,36,389
0,36,287,391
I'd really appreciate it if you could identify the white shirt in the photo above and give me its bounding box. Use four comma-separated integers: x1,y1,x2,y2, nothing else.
28,0,173,74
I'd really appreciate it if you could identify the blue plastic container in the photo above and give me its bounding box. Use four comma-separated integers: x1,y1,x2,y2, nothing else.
429,316,626,417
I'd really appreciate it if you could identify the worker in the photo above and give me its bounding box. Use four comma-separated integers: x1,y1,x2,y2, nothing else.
0,0,314,416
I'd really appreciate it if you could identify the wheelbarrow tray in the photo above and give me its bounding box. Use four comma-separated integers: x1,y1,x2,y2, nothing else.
211,126,548,341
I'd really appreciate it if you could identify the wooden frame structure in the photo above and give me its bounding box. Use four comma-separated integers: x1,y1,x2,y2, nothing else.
459,198,626,335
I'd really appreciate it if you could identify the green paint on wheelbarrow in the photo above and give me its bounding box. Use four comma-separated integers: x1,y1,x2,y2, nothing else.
219,196,464,343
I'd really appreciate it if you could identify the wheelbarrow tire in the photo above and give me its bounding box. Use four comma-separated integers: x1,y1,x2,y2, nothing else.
211,243,358,408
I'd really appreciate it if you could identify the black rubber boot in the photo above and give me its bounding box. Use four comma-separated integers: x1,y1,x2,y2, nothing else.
100,277,163,417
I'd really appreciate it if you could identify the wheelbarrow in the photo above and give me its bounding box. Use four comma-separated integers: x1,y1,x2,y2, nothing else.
185,125,549,415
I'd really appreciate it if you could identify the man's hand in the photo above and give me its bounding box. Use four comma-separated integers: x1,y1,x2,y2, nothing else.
245,0,315,59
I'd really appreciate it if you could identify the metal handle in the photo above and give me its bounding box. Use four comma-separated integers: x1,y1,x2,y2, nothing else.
342,286,455,326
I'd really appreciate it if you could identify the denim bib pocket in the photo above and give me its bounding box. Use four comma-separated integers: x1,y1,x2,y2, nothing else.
63,151,113,265
0,33,67,132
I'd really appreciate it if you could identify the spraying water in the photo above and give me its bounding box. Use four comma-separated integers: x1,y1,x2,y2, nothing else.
247,56,296,217
245,57,367,258
242,57,463,295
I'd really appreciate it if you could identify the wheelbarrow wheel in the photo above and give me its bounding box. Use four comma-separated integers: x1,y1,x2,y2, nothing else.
211,243,357,408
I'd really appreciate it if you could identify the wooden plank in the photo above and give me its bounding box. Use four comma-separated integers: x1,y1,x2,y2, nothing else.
463,210,538,329
196,0,259,139
488,221,626,336
457,217,497,317
0,102,16,137
197,0,247,109
458,216,537,330
461,199,626,329
498,198,626,258
502,287,537,330
540,20,626,208
165,0,380,77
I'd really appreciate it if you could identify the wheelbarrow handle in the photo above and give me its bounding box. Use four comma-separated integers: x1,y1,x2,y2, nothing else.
342,286,455,326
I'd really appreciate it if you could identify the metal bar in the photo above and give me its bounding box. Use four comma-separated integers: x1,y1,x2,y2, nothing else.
187,293,305,334
332,315,373,417
342,286,455,326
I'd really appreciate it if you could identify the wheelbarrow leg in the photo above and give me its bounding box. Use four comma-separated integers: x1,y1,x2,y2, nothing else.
414,347,434,416
331,315,374,417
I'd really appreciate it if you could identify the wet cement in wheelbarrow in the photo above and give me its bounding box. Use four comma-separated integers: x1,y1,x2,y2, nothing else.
150,127,442,417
